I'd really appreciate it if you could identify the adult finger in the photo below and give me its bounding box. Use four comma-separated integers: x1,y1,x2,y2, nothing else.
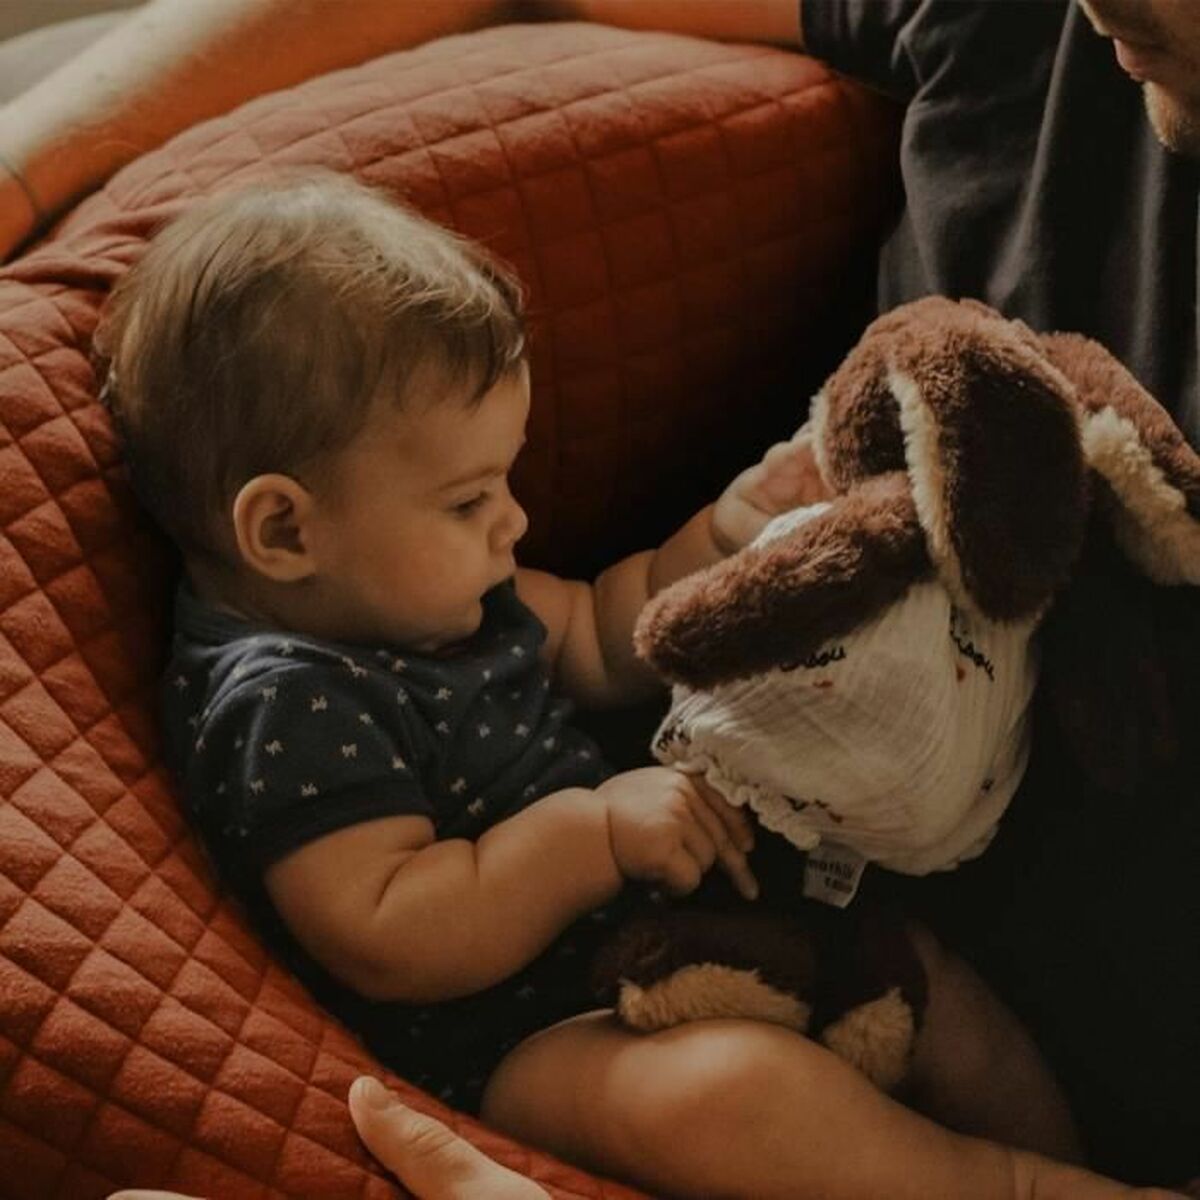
108,1193,203,1199
348,1078,550,1200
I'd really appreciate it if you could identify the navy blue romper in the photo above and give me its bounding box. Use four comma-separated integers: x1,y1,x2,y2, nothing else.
161,579,632,1112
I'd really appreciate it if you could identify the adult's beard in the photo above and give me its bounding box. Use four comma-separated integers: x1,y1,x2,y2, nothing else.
1145,82,1200,157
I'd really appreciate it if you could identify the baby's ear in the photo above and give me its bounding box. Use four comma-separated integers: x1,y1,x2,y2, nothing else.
635,473,928,690
231,474,318,583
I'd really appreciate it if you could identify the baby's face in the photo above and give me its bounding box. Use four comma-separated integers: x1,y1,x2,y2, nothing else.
306,367,530,652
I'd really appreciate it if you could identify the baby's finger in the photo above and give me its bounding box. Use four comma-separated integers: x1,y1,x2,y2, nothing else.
760,440,797,469
693,777,755,853
679,815,717,875
759,444,817,498
658,846,705,896
685,787,745,872
696,782,748,859
734,457,809,516
726,853,760,902
760,440,808,470
688,789,758,901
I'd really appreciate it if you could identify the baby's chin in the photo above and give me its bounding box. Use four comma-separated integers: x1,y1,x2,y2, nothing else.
409,602,487,656
316,604,480,654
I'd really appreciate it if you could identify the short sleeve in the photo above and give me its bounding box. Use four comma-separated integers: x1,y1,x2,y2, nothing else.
190,663,432,872
801,0,923,100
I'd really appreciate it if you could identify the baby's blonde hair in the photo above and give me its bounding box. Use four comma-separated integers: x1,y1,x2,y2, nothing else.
97,172,526,563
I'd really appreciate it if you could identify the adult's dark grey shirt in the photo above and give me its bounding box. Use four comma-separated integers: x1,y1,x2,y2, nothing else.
805,0,1198,438
802,0,1199,1184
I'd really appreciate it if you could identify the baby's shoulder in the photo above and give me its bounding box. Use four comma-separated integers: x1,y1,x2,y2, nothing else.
163,624,414,752
163,635,433,794
167,626,352,699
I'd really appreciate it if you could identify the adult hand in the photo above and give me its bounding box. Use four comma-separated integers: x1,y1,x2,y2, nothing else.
107,1076,550,1200
347,1077,550,1198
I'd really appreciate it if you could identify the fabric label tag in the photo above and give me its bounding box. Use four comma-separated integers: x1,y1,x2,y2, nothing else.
803,843,867,908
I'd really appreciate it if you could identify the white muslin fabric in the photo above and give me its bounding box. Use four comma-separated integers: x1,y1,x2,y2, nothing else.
653,506,1039,875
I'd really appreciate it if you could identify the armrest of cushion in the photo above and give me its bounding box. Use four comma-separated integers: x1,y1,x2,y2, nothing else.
0,11,135,106
0,22,898,1198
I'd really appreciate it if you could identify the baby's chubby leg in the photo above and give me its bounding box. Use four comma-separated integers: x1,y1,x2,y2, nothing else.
482,1009,1166,1200
904,921,1082,1163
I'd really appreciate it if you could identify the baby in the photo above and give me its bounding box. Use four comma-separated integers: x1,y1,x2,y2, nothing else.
99,174,1084,1198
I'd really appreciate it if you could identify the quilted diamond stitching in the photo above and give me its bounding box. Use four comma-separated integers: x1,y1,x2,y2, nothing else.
0,22,900,1199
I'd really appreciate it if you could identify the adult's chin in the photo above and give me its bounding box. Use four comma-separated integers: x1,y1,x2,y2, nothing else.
1144,82,1200,157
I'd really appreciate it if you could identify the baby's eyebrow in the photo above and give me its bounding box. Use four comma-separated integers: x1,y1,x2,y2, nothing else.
438,464,506,491
438,437,527,490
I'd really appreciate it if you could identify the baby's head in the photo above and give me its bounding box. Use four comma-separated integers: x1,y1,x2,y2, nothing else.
99,173,530,652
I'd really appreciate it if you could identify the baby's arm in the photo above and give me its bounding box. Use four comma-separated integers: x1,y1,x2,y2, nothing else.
264,767,755,1004
265,790,615,1003
518,430,828,706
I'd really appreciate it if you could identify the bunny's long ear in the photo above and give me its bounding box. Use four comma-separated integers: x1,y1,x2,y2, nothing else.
811,297,1089,622
1039,332,1200,584
635,473,929,690
1034,333,1200,796
883,298,1090,621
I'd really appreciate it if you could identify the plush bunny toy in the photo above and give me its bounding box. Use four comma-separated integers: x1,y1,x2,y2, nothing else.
592,296,1200,1090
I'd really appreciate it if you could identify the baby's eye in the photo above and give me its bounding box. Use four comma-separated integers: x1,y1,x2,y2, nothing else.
451,492,489,517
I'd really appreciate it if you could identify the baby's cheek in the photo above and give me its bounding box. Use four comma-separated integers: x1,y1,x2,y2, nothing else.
416,545,475,599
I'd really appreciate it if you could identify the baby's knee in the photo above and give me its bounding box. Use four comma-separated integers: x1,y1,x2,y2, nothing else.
618,1021,813,1147
487,1017,886,1196
484,1015,834,1182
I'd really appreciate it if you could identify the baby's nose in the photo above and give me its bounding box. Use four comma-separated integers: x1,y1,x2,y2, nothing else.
496,497,528,550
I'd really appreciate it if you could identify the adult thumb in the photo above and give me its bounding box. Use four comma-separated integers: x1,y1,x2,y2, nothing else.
347,1077,550,1200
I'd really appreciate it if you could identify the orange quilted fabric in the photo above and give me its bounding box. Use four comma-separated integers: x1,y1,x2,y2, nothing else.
0,23,899,1198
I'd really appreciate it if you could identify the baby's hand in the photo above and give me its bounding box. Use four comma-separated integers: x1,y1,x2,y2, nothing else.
710,430,830,553
599,767,758,900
